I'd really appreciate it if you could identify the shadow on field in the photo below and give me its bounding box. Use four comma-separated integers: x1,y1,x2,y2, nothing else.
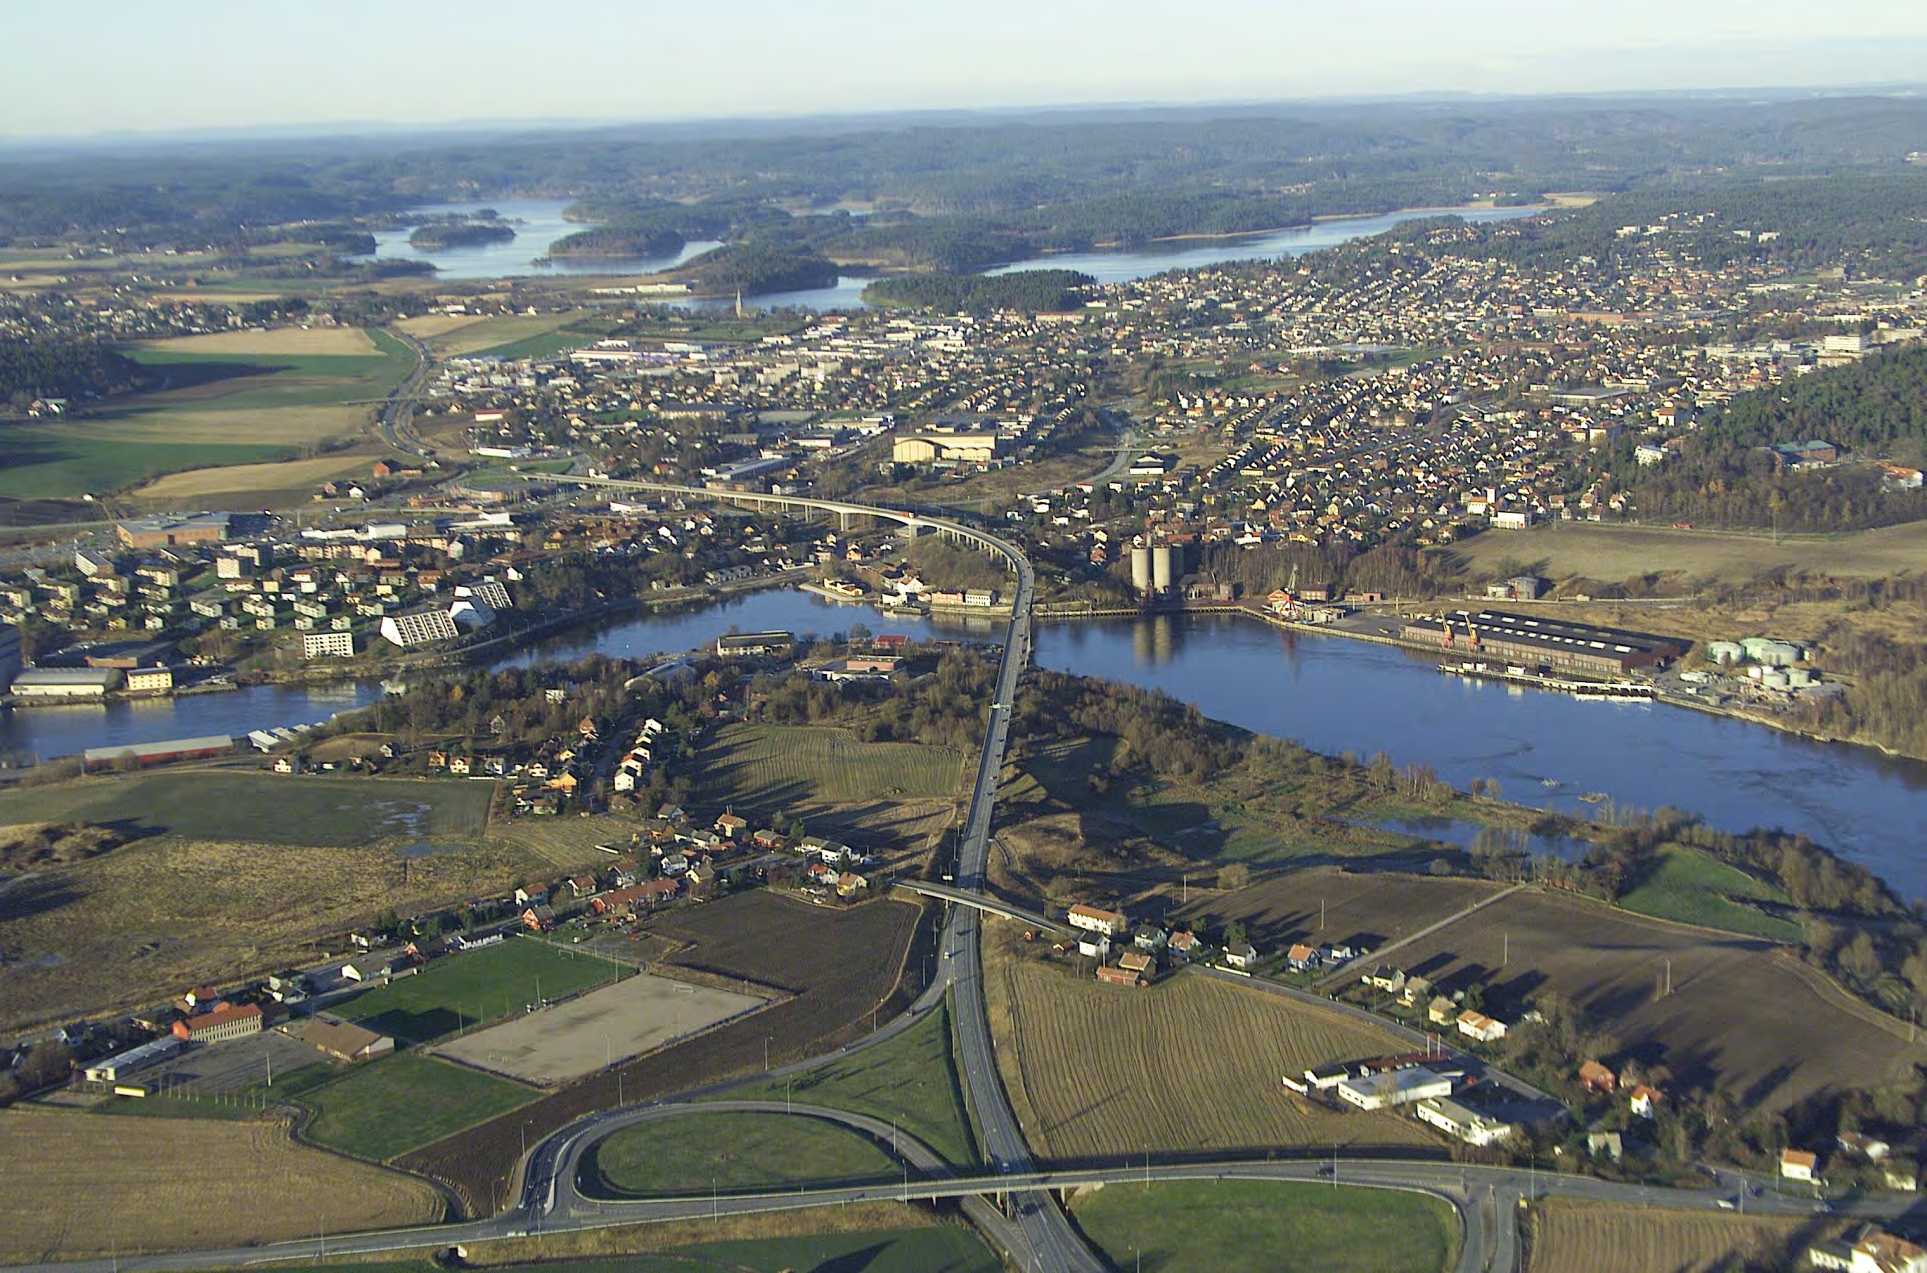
0,875,86,922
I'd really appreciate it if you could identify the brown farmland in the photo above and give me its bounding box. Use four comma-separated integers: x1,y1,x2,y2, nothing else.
1525,1200,1826,1273
0,1109,442,1262
1385,888,1925,1110
398,891,933,1214
1179,867,1506,955
983,924,1440,1163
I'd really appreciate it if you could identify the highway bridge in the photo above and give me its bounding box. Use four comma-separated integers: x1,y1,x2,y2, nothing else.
892,880,1067,933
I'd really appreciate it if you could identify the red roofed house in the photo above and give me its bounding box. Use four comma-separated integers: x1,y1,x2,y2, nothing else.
1579,1060,1618,1094
1780,1149,1820,1182
172,1002,264,1044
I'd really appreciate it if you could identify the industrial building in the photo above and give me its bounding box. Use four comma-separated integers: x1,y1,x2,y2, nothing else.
1414,1096,1515,1146
1128,544,1184,598
82,1035,183,1084
83,735,233,771
10,667,123,698
891,433,1003,466
115,511,235,549
1402,610,1685,677
715,630,793,657
1335,1065,1454,1111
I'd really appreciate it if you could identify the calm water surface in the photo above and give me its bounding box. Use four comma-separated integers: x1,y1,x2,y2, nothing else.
9,593,1923,896
358,199,1540,305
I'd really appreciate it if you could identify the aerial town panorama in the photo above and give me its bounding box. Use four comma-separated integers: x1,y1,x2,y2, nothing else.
4,11,1927,1273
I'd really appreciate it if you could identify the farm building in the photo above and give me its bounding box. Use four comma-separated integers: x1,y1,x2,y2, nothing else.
1096,962,1148,988
1402,610,1685,676
83,734,233,771
295,1019,395,1063
172,1003,264,1044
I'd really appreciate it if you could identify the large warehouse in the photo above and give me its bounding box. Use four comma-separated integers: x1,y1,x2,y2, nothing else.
1403,610,1686,677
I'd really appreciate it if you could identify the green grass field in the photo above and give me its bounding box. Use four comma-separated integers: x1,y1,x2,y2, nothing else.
255,1227,998,1273
0,772,493,847
126,331,416,409
1618,847,1803,942
0,429,292,499
0,331,413,499
1071,1179,1458,1273
721,997,979,1167
696,723,964,809
587,1111,903,1198
472,331,593,360
337,937,629,1042
296,1051,536,1162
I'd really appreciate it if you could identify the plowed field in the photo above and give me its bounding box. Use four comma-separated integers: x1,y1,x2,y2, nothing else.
0,1108,441,1261
984,925,1439,1163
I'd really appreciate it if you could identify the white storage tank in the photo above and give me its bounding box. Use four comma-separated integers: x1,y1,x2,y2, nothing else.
1130,546,1154,595
1152,545,1179,593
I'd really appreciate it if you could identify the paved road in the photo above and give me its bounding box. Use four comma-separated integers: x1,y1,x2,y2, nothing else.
18,1143,1905,1273
377,329,433,456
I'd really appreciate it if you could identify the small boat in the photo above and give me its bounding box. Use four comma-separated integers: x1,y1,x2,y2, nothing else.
1578,792,1608,804
1540,777,1561,788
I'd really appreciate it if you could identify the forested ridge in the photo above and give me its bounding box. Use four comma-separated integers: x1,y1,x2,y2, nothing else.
1615,346,1927,531
862,269,1094,313
0,339,145,408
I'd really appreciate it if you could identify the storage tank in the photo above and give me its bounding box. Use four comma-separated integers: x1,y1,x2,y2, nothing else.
1760,668,1791,690
1152,545,1179,593
1784,667,1813,688
1129,546,1154,595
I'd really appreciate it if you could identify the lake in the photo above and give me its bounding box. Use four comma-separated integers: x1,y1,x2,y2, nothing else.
357,198,1540,305
354,199,721,280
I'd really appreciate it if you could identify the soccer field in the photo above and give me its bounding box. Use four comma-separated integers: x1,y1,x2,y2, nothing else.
338,938,629,1043
436,973,770,1085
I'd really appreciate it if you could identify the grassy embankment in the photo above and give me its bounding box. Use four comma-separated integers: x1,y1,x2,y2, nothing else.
1071,1178,1459,1273
1616,846,1804,943
587,1111,902,1197
718,996,980,1167
226,1213,998,1273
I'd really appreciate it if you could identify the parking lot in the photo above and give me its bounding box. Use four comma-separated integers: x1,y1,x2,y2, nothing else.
133,1029,331,1096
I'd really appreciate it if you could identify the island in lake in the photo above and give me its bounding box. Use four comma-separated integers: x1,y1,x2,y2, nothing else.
407,221,518,250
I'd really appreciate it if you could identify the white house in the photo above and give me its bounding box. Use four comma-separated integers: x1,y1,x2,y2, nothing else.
1067,904,1128,938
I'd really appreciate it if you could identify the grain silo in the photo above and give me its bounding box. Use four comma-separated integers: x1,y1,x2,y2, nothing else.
1152,544,1179,594
1129,546,1154,596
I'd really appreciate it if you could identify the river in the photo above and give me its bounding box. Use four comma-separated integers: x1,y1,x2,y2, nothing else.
356,198,1540,306
8,591,1924,897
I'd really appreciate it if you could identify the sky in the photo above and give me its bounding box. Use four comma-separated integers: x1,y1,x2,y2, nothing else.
4,0,1927,138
